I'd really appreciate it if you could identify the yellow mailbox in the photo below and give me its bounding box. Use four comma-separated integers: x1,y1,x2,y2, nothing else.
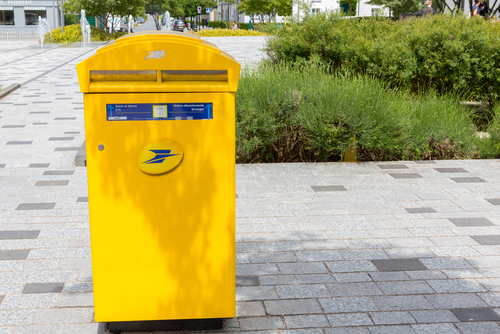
76,32,239,324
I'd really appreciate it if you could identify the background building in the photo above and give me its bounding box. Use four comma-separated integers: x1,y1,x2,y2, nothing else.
0,0,62,33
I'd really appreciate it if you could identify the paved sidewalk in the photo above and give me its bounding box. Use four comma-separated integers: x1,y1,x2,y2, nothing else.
0,38,500,334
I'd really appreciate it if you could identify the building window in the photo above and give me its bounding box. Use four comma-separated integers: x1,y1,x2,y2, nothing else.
0,8,15,25
372,8,380,16
25,8,47,26
312,8,321,14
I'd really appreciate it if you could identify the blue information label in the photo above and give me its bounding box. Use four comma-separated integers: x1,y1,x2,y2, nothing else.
106,103,213,121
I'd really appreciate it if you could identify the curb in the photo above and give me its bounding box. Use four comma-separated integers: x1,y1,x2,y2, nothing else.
0,83,20,99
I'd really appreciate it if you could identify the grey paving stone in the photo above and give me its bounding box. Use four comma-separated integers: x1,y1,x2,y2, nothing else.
372,259,427,272
319,297,378,313
389,173,423,179
53,147,80,152
42,170,75,175
2,125,25,128
295,250,342,262
236,286,278,301
278,262,328,274
0,249,30,260
250,252,296,263
420,258,472,269
34,180,70,186
295,274,335,284
236,276,260,286
368,325,416,334
452,308,500,322
260,275,297,285
435,168,468,173
449,217,493,226
236,301,265,317
0,230,39,239
373,295,433,311
472,235,500,245
324,328,370,334
276,284,330,299
327,283,383,297
311,186,347,192
326,261,378,273
15,203,55,210
333,273,373,283
62,282,92,293
22,283,64,294
479,293,500,307
0,309,37,325
14,325,62,334
378,164,408,169
406,270,447,280
455,322,500,334
48,137,74,141
426,293,488,309
427,279,485,293
410,310,460,323
411,323,460,334
284,315,329,328
76,197,88,203
282,329,324,334
57,293,93,307
369,272,410,281
34,307,95,324
377,281,434,295
451,177,486,183
239,317,285,331
1,293,59,309
369,311,416,325
59,323,101,334
486,198,500,205
326,313,374,327
53,117,76,120
405,207,436,213
265,299,322,315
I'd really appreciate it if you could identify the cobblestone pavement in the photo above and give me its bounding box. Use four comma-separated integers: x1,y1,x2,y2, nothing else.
0,39,500,334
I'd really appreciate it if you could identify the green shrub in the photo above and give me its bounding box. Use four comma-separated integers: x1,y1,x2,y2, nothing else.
265,14,500,104
236,63,476,163
208,20,231,29
45,24,126,44
475,105,500,158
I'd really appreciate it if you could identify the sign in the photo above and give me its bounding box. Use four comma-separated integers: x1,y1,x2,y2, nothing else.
138,140,184,175
106,103,213,121
206,8,211,13
197,5,202,13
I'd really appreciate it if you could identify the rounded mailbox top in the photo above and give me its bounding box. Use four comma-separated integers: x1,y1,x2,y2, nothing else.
76,31,240,94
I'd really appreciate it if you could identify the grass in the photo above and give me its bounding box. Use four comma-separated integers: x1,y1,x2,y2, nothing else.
192,29,267,37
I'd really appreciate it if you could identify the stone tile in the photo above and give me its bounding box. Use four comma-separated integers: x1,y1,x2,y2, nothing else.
260,275,297,285
426,293,488,309
236,301,265,317
14,325,61,334
48,137,74,141
29,164,50,168
239,317,285,331
326,261,378,273
295,250,342,262
452,308,500,322
479,293,500,307
324,328,370,334
22,283,64,294
284,315,329,328
333,273,372,283
369,311,416,325
376,281,434,295
420,258,472,269
34,181,69,187
428,279,485,293
265,299,322,315
449,217,493,226
369,272,410,281
373,295,433,311
76,197,88,203
410,310,459,323
326,283,383,297
59,323,101,334
0,309,37,325
250,252,296,263
34,307,96,324
0,249,30,260
236,286,278,301
389,173,422,179
326,313,373,327
295,274,335,284
451,177,486,183
15,202,55,211
472,235,500,245
467,256,500,268
42,170,75,176
62,282,93,293
276,284,330,299
455,322,500,334
405,207,436,213
57,293,93,307
311,186,347,192
0,230,39,239
486,198,500,205
372,259,427,272
6,141,32,145
1,293,59,309
434,168,468,173
236,264,280,276
411,323,460,334
406,270,447,280
368,325,416,334
378,164,408,169
278,262,328,274
319,297,378,313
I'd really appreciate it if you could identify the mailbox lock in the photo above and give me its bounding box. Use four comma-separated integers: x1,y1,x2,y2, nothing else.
98,144,104,151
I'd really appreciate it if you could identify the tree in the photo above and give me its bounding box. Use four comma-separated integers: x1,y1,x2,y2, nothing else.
367,0,422,18
145,0,183,30
239,0,293,22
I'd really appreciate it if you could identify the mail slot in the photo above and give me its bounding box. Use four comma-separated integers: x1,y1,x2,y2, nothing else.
76,31,240,324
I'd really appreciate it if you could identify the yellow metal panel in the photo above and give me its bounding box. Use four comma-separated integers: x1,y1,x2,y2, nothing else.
85,92,235,322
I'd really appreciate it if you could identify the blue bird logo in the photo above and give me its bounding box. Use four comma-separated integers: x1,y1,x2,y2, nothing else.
142,150,179,164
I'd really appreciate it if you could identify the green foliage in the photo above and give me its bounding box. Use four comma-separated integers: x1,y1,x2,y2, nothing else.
45,24,125,43
476,105,500,158
339,0,360,16
240,0,293,22
367,0,422,18
236,63,476,163
208,21,250,29
265,13,500,105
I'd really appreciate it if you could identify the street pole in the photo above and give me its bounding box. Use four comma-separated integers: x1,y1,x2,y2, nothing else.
52,0,55,29
60,0,64,32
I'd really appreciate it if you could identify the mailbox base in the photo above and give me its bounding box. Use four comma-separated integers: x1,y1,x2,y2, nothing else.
108,318,224,333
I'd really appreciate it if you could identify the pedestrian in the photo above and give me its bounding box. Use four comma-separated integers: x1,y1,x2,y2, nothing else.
479,1,489,18
231,21,237,30
472,0,481,16
422,0,433,16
